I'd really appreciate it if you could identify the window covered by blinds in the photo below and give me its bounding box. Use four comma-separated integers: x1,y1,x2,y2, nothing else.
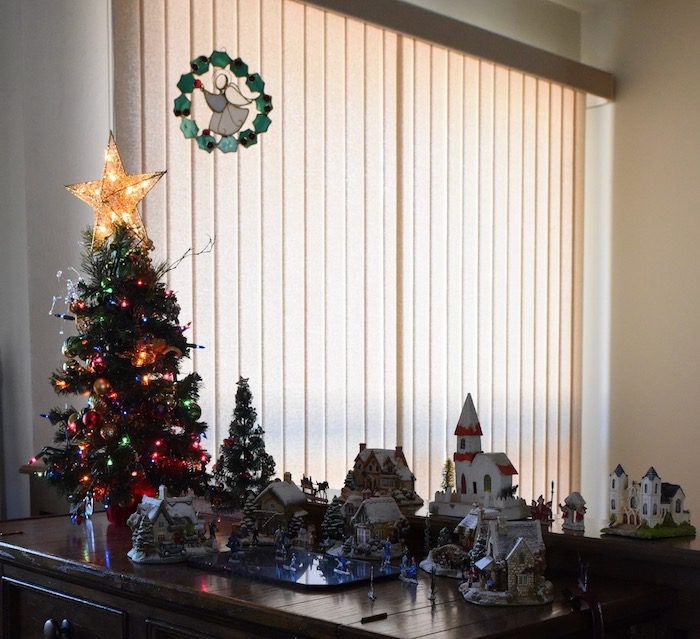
113,0,584,503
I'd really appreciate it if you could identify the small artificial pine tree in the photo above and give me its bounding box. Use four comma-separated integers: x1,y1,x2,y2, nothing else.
344,470,356,490
212,377,275,510
437,527,451,548
441,458,455,492
134,516,155,555
240,492,257,536
287,511,306,541
35,225,210,511
321,496,346,541
469,532,487,567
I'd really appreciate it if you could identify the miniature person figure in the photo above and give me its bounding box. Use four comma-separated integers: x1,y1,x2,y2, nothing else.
209,520,218,541
382,537,392,569
400,552,409,574
335,556,349,575
289,553,298,571
226,528,240,554
251,526,259,547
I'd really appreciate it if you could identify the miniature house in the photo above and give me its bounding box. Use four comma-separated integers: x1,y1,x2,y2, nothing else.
609,465,690,528
351,444,417,494
255,472,308,515
351,496,403,546
127,487,208,563
430,394,529,519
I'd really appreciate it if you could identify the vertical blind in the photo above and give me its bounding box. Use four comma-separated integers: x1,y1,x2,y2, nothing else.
113,0,584,504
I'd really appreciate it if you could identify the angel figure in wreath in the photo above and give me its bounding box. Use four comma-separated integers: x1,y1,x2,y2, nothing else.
202,72,251,136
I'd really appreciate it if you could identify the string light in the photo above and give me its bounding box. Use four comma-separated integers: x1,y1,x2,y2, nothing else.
65,132,165,248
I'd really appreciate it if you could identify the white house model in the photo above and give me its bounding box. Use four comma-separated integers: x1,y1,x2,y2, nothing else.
609,464,690,528
127,487,211,564
429,394,529,520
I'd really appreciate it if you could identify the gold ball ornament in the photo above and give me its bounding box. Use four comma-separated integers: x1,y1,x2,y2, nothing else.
93,377,112,395
99,424,117,441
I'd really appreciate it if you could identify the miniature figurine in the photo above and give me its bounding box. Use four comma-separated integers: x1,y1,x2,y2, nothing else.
209,520,219,541
400,557,418,584
560,492,586,532
334,556,350,575
530,493,554,523
429,394,530,520
250,526,259,547
428,566,437,602
602,465,696,539
368,565,377,601
382,537,392,569
283,552,298,572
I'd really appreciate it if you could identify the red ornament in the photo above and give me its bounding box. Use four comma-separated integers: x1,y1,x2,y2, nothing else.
203,128,211,136
82,410,100,428
194,79,202,89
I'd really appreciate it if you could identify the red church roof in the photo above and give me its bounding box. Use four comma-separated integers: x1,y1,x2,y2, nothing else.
454,393,483,436
454,451,478,462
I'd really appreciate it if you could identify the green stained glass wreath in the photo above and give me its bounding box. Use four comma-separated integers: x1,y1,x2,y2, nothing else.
174,50,273,153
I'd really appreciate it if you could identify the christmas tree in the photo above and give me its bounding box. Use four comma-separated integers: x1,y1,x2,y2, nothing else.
35,226,211,512
320,496,345,541
212,377,275,509
34,133,210,514
441,458,455,492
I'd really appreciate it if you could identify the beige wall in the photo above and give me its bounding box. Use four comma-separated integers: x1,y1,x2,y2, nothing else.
582,1,700,519
404,0,581,59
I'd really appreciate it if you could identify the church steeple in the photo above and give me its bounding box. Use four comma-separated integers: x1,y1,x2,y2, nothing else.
454,393,483,459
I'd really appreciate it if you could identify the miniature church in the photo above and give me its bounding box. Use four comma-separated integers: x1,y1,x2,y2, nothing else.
608,465,690,528
429,394,529,520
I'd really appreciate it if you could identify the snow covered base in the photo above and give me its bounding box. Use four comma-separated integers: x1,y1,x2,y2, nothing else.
429,494,530,520
127,545,215,564
419,552,463,579
325,541,403,561
458,580,554,606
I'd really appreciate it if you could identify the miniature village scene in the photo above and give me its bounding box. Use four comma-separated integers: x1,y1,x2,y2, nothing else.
428,394,530,521
602,465,696,539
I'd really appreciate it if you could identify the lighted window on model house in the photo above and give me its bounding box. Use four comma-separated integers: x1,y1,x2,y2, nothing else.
113,0,584,503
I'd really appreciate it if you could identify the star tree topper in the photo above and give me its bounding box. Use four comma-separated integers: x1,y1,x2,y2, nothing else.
65,132,165,248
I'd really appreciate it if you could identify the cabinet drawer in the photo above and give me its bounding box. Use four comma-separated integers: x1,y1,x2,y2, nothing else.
1,576,126,639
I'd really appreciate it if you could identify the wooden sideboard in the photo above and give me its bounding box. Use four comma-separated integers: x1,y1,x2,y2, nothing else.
0,513,678,638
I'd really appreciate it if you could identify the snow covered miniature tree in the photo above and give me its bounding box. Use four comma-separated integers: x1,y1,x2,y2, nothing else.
321,496,345,541
240,492,257,535
134,516,155,556
441,459,455,492
287,511,306,541
469,532,487,566
437,527,451,548
344,470,356,490
342,536,354,555
212,377,275,510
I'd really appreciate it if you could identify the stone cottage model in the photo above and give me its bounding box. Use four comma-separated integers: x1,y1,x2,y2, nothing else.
351,496,403,547
430,394,529,520
608,465,690,528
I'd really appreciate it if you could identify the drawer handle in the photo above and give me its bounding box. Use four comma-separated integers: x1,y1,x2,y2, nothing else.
43,618,73,638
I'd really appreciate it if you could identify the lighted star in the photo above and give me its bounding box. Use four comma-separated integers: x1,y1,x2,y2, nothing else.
65,132,165,248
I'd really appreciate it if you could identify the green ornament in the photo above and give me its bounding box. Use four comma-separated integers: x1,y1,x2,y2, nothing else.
177,72,196,93
100,277,113,293
180,118,199,139
238,129,257,148
246,73,264,93
210,50,232,68
186,402,202,420
173,94,191,117
253,114,271,133
190,55,210,75
196,134,217,152
231,57,249,77
218,136,238,153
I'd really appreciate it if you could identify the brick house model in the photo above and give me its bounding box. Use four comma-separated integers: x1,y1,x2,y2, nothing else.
351,444,416,494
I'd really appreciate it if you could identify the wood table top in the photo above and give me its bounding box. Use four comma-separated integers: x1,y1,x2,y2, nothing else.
0,513,673,638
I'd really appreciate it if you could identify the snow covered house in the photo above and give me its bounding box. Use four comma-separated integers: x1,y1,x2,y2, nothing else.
430,394,529,519
351,444,416,494
254,472,308,517
351,497,403,546
609,464,690,528
126,487,208,563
